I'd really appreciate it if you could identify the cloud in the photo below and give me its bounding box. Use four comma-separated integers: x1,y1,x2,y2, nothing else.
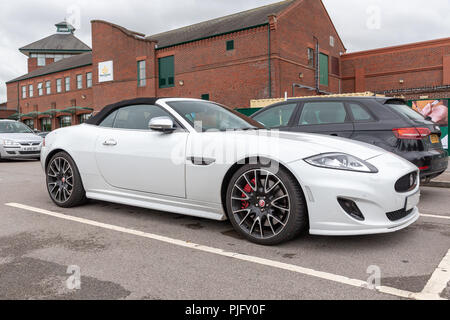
1,0,449,103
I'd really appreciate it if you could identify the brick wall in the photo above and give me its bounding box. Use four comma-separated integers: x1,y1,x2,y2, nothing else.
276,0,345,97
6,64,94,130
155,25,272,108
341,38,450,98
91,20,157,108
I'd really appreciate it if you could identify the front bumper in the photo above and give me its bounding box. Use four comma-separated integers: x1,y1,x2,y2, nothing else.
287,153,420,236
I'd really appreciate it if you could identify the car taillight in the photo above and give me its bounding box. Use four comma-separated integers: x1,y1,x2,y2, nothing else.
393,128,431,140
43,138,45,147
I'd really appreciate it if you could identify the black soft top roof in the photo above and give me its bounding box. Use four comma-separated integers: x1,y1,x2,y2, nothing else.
85,97,162,126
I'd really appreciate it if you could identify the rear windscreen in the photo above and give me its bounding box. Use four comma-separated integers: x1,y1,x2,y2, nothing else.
385,103,426,121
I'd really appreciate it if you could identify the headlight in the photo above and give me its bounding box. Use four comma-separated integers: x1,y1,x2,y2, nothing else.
2,139,20,147
304,153,378,173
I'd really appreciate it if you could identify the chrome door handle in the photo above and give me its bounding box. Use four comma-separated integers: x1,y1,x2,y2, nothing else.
103,139,117,146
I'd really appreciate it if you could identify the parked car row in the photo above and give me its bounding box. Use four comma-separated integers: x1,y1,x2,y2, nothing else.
3,96,447,245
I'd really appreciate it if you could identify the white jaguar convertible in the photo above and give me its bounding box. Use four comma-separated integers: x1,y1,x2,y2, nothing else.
41,98,420,245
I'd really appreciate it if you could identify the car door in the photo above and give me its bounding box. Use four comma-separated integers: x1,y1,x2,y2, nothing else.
291,101,354,138
252,102,299,130
95,104,188,198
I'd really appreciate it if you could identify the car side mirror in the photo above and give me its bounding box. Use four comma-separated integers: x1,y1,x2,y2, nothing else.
149,117,176,133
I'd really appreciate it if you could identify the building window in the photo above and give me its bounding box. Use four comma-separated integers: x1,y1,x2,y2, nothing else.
331,56,340,76
37,54,46,66
60,116,72,128
86,72,92,88
307,48,315,67
158,56,174,88
45,81,51,95
226,40,234,51
54,54,63,62
22,86,26,99
330,36,335,47
137,60,146,87
29,84,33,97
319,53,329,86
77,74,83,89
78,113,92,124
65,77,70,91
56,79,62,93
38,83,43,96
201,94,210,101
41,117,52,132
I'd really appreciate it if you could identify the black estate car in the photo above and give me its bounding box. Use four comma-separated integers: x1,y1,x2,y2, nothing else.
251,96,448,180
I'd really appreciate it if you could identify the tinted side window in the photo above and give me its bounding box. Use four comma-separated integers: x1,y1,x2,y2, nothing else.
386,103,425,121
99,110,118,128
113,105,175,130
299,102,347,125
253,103,297,128
349,103,373,121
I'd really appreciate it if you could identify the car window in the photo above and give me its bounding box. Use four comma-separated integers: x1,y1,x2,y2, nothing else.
349,103,373,121
385,103,425,121
299,102,348,125
253,103,297,128
0,121,34,133
168,100,261,132
112,105,175,130
99,110,118,128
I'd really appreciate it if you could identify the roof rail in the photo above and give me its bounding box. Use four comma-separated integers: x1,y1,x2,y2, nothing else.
250,92,386,108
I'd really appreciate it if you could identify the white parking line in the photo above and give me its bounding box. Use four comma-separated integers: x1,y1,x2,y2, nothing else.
421,214,450,220
416,250,450,300
4,202,447,300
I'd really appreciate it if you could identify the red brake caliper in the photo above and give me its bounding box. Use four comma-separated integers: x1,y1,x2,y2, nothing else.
241,178,256,210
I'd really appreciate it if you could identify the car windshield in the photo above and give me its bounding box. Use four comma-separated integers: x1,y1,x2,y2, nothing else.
386,103,425,121
167,100,264,132
0,121,34,134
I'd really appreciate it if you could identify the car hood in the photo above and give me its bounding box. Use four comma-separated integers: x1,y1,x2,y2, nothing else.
230,130,386,162
0,133,42,141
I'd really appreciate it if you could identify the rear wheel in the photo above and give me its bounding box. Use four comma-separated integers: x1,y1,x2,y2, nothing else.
46,152,87,208
226,164,308,245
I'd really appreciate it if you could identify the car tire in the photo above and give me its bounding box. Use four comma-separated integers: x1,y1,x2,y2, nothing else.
226,164,308,245
46,151,87,208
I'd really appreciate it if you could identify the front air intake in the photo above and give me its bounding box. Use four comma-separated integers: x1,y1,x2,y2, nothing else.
338,198,365,221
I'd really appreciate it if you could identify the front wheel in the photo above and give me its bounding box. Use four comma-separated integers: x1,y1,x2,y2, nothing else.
46,152,87,208
226,164,308,245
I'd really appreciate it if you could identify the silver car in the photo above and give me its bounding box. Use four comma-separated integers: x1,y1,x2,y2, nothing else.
0,120,43,160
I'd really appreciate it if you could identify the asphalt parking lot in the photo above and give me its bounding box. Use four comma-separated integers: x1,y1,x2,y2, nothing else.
0,160,449,300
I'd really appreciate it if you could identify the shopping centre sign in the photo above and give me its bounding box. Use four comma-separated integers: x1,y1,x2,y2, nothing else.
98,61,114,83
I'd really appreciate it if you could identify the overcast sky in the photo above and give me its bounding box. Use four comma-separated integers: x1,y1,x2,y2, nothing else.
1,0,449,103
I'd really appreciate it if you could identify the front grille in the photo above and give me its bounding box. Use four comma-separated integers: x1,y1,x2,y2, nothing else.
19,151,40,155
386,208,414,222
395,172,418,193
19,142,41,146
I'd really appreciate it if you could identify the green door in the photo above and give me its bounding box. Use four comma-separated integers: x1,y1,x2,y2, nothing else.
319,53,329,87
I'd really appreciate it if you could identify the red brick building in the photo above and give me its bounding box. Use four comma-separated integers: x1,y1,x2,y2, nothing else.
341,37,450,100
6,0,345,131
4,0,450,132
0,102,15,119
